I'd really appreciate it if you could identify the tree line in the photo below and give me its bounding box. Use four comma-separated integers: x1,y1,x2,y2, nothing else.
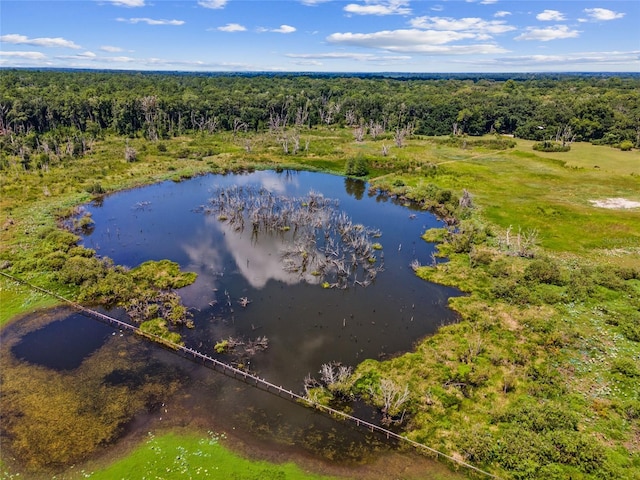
1,70,639,168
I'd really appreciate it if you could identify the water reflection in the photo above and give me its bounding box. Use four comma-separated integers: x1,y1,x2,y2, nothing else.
79,170,459,389
3,170,464,478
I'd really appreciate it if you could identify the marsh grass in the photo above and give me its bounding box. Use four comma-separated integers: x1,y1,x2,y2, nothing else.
0,318,184,473
2,128,640,479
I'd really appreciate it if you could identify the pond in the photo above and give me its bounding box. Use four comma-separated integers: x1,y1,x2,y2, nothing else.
5,170,461,477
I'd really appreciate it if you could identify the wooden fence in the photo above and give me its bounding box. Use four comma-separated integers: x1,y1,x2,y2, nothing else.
1,271,500,479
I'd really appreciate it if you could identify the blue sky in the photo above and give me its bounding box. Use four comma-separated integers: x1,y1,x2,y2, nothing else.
1,0,638,72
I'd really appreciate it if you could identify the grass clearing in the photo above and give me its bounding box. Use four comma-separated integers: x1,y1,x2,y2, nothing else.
82,431,339,480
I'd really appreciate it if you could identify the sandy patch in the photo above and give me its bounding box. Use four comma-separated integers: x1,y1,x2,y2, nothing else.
590,198,640,209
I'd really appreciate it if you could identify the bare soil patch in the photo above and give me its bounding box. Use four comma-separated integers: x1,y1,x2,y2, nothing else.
589,198,640,209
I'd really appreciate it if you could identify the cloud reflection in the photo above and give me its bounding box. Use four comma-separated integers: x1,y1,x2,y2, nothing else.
213,216,321,288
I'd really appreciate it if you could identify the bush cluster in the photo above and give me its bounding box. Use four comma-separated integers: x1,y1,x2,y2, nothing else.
532,141,571,152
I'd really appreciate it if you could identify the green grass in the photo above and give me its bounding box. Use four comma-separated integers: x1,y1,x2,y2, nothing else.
81,431,339,480
518,139,640,175
370,136,640,263
2,129,640,480
0,276,59,326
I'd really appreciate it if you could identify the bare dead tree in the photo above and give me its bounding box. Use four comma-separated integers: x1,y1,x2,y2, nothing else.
124,141,137,162
232,118,247,137
318,96,342,127
369,378,410,425
191,112,219,134
555,124,576,147
353,123,366,142
459,189,473,209
140,95,159,141
345,109,358,127
292,132,300,154
280,135,289,154
319,362,352,389
294,101,310,128
269,109,289,133
0,103,9,134
369,120,385,139
499,225,538,258
381,144,390,156
394,122,414,147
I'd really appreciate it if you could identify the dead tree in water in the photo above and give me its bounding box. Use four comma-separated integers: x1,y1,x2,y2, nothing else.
205,187,384,289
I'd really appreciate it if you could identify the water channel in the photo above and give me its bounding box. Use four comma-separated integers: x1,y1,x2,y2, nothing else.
5,170,462,477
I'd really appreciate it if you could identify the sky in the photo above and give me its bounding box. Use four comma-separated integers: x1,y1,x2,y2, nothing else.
1,0,638,73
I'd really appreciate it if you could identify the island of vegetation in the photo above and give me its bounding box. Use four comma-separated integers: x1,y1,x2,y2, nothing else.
1,70,639,480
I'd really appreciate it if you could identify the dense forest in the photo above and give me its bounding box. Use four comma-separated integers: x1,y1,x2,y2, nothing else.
1,70,639,171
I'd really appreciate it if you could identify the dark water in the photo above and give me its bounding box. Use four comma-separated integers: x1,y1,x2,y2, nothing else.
8,170,461,475
10,312,113,370
80,170,459,388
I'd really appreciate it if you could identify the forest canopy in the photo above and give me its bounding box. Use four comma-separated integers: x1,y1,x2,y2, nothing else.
1,70,639,168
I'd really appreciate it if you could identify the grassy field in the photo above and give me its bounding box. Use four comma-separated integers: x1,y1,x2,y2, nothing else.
80,431,339,480
1,130,639,479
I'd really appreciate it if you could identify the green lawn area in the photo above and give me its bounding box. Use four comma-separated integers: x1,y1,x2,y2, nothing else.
82,431,339,480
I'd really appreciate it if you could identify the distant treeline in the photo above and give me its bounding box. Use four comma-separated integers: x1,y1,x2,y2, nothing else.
1,69,638,151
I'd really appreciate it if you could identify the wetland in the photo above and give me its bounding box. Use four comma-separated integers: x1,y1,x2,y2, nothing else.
1,170,461,478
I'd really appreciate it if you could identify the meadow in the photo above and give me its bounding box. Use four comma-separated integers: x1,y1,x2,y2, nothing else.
1,128,639,479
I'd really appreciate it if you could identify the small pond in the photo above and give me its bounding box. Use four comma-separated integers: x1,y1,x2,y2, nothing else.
6,170,461,476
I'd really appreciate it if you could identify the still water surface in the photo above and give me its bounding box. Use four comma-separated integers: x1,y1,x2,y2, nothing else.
12,170,461,476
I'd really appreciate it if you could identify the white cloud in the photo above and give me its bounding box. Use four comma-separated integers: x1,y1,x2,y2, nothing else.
100,45,123,52
480,0,498,4
273,25,296,34
103,0,145,6
494,11,511,18
0,51,47,59
299,0,330,5
327,29,508,54
344,0,411,16
515,25,580,41
485,50,640,68
409,16,516,35
584,8,625,21
198,0,228,9
431,5,444,12
217,23,246,32
0,33,81,49
107,56,136,62
117,17,185,25
286,52,411,62
536,10,566,22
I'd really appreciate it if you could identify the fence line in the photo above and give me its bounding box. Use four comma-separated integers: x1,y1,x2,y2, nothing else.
1,271,500,479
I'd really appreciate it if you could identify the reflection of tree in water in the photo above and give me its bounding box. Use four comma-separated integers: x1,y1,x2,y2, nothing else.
344,177,366,200
205,186,384,289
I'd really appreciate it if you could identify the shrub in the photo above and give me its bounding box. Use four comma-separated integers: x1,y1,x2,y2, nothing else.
57,256,107,285
124,145,137,162
524,257,564,285
611,357,639,377
345,154,369,177
619,140,634,151
469,247,493,267
620,317,640,342
533,141,571,152
86,182,105,194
